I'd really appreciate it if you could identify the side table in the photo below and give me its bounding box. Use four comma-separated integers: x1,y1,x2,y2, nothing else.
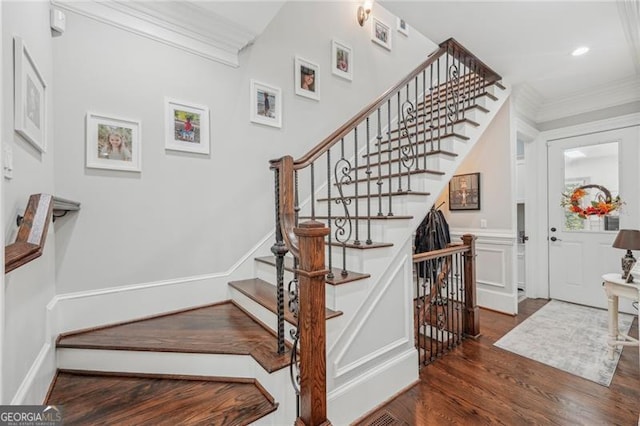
601,273,639,365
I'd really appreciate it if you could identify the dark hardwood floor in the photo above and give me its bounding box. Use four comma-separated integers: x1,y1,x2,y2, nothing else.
355,299,639,425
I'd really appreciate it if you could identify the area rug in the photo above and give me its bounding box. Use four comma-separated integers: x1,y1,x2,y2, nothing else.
494,300,634,386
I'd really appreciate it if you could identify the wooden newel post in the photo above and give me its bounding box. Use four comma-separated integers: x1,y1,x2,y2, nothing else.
462,234,480,338
294,220,332,426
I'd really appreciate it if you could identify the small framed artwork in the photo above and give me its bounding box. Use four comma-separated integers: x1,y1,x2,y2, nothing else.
371,17,392,51
14,36,47,152
397,18,409,36
449,172,481,211
331,39,353,81
165,98,210,155
250,79,282,128
294,57,320,101
86,112,141,172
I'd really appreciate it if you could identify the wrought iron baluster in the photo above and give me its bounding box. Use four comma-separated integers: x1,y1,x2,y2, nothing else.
334,138,353,277
353,128,360,246
387,99,393,216
429,64,435,154
436,57,441,151
444,50,450,140
271,167,288,355
414,76,420,172
326,149,334,279
397,91,402,192
288,268,300,417
310,163,315,220
422,69,428,170
376,108,383,217
400,100,416,193
365,117,373,245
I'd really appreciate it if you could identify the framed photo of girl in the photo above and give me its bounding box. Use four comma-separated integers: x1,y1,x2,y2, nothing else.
331,39,353,81
86,112,141,172
164,98,210,155
294,56,320,101
371,17,392,51
250,80,282,128
14,36,47,152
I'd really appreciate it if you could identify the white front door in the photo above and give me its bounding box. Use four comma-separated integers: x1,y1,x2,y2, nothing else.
547,127,637,311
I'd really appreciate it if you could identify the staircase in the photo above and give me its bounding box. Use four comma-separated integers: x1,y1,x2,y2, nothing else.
45,39,509,425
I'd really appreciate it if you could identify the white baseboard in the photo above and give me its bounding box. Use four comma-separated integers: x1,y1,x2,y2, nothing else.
327,348,418,426
11,343,55,405
477,286,517,315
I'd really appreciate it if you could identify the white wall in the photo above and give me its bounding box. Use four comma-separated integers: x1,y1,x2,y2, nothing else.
52,2,437,294
1,0,57,403
436,101,517,313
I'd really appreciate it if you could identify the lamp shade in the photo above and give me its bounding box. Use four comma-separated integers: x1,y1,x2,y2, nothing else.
612,229,640,250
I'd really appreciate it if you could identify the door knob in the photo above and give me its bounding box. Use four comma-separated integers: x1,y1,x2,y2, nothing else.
550,236,561,242
550,227,557,232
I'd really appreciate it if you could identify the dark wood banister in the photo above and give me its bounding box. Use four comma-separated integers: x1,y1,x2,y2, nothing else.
288,38,501,170
5,194,80,274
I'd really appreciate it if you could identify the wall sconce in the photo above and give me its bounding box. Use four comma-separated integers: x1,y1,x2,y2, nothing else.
357,1,373,26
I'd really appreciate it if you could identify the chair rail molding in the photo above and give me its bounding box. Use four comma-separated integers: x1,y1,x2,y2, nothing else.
52,0,262,67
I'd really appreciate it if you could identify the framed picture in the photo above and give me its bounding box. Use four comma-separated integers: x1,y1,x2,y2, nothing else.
331,39,353,81
165,98,210,155
294,57,320,101
14,36,47,152
86,112,141,172
371,17,392,51
397,18,409,36
449,172,481,211
250,80,282,128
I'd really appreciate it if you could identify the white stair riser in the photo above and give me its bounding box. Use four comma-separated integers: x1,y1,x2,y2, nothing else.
254,260,341,312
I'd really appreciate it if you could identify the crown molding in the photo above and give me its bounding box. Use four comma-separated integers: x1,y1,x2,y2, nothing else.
536,76,640,123
52,0,259,67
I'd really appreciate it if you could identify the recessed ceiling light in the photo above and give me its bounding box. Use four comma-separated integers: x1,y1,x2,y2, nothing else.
572,46,590,56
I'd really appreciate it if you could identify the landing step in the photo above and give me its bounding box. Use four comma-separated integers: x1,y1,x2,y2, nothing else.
46,370,278,426
255,256,370,285
229,278,343,325
57,301,291,373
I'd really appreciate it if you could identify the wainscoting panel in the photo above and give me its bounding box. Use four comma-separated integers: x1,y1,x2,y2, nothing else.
451,229,517,314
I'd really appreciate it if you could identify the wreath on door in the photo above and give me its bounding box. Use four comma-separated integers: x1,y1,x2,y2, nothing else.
561,184,623,219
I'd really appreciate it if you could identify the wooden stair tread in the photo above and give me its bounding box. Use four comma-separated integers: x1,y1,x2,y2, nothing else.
358,150,457,169
46,370,277,426
336,168,443,185
318,190,431,201
57,301,291,373
389,117,480,136
255,256,370,285
229,278,343,324
303,215,413,220
376,132,469,147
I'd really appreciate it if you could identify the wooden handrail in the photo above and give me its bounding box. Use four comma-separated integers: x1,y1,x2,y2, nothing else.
412,243,467,263
5,194,80,274
288,38,501,170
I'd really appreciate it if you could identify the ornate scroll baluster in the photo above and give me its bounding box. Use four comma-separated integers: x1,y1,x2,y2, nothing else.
334,138,353,276
400,100,417,192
